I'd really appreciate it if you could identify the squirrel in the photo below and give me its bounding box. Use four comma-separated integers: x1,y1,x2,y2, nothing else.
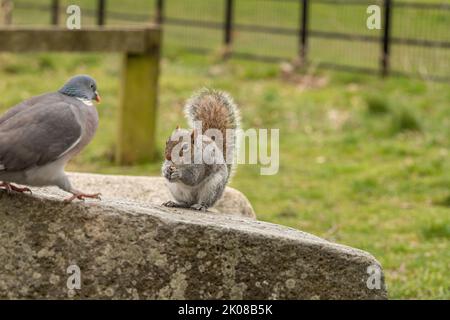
161,88,240,212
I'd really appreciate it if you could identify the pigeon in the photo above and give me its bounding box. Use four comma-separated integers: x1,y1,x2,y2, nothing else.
0,74,102,202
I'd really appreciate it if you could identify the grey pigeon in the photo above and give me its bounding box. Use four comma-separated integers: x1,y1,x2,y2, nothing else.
0,75,102,202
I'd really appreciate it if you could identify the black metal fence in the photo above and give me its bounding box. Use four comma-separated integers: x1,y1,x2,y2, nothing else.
3,0,450,81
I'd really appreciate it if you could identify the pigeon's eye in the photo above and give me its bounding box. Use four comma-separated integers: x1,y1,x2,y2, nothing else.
90,84,95,89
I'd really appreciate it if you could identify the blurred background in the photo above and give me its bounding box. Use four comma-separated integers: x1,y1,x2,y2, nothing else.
0,0,449,299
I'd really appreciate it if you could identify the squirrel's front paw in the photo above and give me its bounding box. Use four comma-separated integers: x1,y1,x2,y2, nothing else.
170,168,182,181
164,166,182,182
169,169,181,182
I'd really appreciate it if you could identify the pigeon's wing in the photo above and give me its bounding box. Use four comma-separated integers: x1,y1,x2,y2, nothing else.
0,93,57,126
0,98,82,172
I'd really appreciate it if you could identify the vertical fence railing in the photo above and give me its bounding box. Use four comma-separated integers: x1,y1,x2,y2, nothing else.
97,0,106,26
299,0,309,67
1,0,447,81
155,0,164,24
0,0,13,25
381,0,392,76
51,0,59,25
223,0,234,58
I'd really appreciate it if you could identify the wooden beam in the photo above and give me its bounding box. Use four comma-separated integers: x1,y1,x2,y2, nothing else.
0,26,160,53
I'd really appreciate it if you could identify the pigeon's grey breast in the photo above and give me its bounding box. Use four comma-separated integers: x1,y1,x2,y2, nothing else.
0,92,97,172
59,94,99,159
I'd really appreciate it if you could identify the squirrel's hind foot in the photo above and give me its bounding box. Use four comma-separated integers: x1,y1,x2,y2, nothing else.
162,201,208,212
190,203,208,212
162,200,189,208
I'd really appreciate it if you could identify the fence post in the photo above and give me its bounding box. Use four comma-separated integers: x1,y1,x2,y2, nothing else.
381,0,392,77
299,0,309,67
97,0,106,26
117,32,161,165
155,0,164,24
223,0,234,58
0,0,13,25
51,0,59,25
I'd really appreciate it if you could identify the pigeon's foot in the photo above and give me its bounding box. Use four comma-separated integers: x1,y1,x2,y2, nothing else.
0,182,32,194
65,192,102,202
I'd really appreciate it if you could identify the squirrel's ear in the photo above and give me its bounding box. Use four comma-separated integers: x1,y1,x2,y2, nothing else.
176,125,180,130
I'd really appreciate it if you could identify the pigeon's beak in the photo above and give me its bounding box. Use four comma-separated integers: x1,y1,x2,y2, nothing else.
94,91,101,103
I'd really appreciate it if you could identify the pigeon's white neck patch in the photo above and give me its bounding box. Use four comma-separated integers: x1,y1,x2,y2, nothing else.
76,98,93,106
0,163,5,171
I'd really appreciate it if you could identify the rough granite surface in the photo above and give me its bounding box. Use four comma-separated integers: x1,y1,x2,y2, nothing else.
66,173,256,219
0,173,387,299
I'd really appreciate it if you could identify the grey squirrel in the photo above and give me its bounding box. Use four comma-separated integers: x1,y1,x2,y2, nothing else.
162,88,240,211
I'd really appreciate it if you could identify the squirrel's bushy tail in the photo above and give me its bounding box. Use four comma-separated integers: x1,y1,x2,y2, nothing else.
185,88,240,133
184,88,240,176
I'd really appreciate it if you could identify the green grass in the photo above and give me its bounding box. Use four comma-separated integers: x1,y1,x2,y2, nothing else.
1,0,449,300
0,51,449,300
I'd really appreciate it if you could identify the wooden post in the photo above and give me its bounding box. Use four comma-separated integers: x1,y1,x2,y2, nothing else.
51,0,60,25
155,0,164,24
381,0,392,77
116,34,161,165
299,0,309,67
223,0,234,58
97,0,106,26
0,0,13,25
